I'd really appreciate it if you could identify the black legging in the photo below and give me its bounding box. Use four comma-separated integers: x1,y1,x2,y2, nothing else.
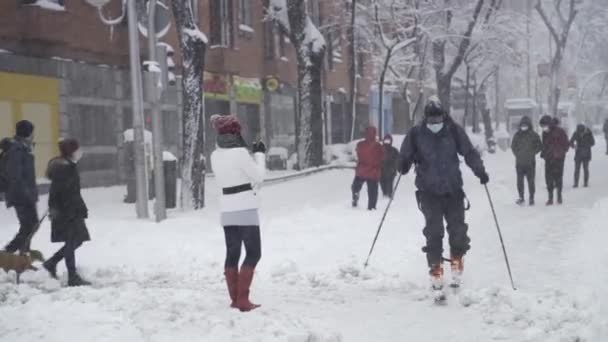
574,159,590,186
224,226,262,268
48,234,83,275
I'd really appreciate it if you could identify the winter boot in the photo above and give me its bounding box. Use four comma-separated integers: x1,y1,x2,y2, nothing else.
546,190,554,206
68,273,91,287
557,191,563,205
529,197,535,206
450,255,464,288
352,192,359,208
224,268,239,309
429,264,445,302
42,260,58,280
516,198,525,206
236,266,260,312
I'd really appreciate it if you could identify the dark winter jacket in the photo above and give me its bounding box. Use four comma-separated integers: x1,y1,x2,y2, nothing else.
381,135,399,178
46,157,90,243
570,126,595,161
541,126,570,161
5,137,38,208
511,117,542,166
356,127,384,181
399,117,486,195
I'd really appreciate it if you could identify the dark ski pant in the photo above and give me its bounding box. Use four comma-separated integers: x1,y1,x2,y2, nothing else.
4,203,39,253
380,173,396,198
574,159,590,186
352,177,379,209
516,163,536,200
46,224,85,277
416,191,470,268
224,226,262,269
545,158,565,198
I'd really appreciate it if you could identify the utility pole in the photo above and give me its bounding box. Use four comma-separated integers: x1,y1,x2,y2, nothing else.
147,0,167,222
128,0,149,219
526,0,531,98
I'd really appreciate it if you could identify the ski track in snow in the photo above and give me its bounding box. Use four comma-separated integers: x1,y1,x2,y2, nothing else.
1,144,608,341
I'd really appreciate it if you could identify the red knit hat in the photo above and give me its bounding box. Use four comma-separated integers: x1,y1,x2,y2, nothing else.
59,138,80,158
210,114,241,135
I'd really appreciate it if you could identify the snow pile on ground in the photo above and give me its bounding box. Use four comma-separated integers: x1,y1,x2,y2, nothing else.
1,149,607,341
324,144,355,165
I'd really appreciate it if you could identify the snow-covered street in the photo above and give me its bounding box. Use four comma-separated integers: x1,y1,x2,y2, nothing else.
1,147,607,342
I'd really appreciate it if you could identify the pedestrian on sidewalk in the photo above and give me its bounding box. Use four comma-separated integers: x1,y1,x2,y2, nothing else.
570,124,595,188
380,134,399,199
540,115,570,205
603,118,608,155
43,138,91,287
352,126,384,210
399,97,489,292
210,114,266,312
2,120,39,254
511,116,542,206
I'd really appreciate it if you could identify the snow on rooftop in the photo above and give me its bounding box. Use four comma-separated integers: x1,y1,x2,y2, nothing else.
163,151,178,161
123,129,153,144
239,24,254,33
31,0,65,11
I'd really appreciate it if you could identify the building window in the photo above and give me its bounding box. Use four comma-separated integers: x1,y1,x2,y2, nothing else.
357,51,365,76
264,21,275,59
239,0,252,27
70,105,116,147
279,32,288,60
210,0,234,47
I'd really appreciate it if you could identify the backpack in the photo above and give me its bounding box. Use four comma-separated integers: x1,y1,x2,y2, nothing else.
0,138,13,193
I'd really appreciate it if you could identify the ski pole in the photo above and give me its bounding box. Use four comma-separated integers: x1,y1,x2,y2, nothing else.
364,173,402,268
484,184,517,290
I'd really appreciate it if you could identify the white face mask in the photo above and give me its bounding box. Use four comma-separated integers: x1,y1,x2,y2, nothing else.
520,126,529,131
542,126,550,133
427,122,444,134
383,140,391,145
72,149,83,163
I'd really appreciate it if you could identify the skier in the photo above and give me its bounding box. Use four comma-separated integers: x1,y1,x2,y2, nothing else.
43,139,91,286
539,115,569,205
210,114,265,312
2,120,39,254
510,116,542,206
399,98,489,297
603,118,608,155
570,124,595,188
380,134,399,198
352,126,384,210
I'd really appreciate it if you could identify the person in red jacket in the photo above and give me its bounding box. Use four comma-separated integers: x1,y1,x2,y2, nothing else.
352,126,384,210
539,115,570,205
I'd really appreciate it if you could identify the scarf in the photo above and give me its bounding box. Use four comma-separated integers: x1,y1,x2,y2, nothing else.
217,133,247,149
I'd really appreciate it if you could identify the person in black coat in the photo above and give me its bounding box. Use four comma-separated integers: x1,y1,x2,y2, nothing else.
380,134,399,198
570,124,595,188
511,116,542,205
400,98,488,290
3,120,40,254
42,138,91,287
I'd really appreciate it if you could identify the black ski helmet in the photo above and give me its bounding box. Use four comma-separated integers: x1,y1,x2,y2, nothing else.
424,97,445,118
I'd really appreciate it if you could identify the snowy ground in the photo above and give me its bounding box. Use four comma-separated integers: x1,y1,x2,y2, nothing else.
1,140,608,341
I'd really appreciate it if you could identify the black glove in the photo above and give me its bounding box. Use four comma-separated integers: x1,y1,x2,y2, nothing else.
399,159,410,175
252,141,266,154
477,171,489,185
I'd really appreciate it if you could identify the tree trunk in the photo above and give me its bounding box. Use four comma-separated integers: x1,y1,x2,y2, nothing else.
463,64,470,127
377,49,392,138
436,75,452,114
348,0,357,141
472,74,478,133
549,49,563,116
171,0,207,210
309,50,324,167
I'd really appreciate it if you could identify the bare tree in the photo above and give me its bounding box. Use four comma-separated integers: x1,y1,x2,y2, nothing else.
535,0,579,116
171,0,207,210
348,0,358,141
267,0,326,169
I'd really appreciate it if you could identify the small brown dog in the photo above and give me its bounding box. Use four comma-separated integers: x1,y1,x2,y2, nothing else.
0,250,45,284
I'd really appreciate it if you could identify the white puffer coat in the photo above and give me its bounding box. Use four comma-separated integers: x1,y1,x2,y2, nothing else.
211,147,266,213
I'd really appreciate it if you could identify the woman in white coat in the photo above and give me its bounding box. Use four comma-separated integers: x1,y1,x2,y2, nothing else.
210,114,266,312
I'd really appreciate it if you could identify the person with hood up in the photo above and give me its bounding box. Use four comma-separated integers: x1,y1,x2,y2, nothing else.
570,124,595,188
510,116,542,205
399,97,488,295
43,138,91,286
380,134,399,198
352,126,384,210
539,115,570,205
210,114,266,312
3,120,39,254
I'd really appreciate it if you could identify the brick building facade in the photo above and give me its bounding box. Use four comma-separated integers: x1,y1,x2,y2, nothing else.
0,0,373,186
